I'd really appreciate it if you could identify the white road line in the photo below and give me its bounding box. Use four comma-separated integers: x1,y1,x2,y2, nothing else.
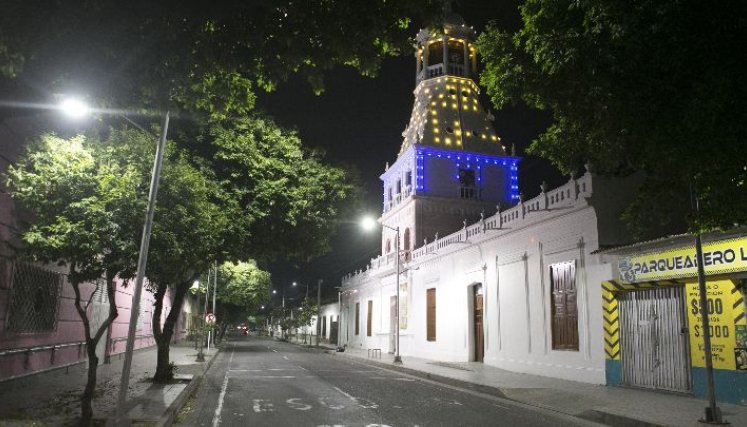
228,342,235,368
283,356,289,360
332,386,357,402
272,349,278,352
297,365,308,371
252,375,297,378
228,368,299,372
211,373,230,427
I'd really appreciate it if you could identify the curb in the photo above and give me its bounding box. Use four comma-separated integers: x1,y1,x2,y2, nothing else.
156,346,221,427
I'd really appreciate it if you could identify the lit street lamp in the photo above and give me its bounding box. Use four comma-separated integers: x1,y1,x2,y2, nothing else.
361,216,402,364
59,97,171,421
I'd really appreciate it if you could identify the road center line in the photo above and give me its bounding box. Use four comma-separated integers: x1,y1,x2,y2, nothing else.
283,356,289,360
211,373,230,427
228,342,235,368
332,386,357,402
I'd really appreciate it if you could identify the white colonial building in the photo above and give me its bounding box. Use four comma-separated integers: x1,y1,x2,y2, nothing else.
337,14,639,385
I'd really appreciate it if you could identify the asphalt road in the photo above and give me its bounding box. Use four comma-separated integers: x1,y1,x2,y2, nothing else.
178,336,592,427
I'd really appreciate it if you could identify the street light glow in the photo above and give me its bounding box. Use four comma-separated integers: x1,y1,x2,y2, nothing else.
272,289,277,294
292,281,297,287
360,216,377,231
58,97,90,119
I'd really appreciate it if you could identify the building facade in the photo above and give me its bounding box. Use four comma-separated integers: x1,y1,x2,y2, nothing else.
337,15,638,385
601,233,747,404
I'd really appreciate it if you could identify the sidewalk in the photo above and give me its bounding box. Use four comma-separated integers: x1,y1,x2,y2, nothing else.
326,346,747,427
0,339,220,426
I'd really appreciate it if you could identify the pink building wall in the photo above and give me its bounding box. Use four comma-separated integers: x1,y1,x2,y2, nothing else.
0,258,192,381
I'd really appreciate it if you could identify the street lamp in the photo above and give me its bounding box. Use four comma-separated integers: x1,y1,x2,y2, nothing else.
59,97,172,421
361,215,402,364
58,97,90,119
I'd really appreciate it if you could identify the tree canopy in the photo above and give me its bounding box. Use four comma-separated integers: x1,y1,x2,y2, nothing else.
477,0,747,236
217,260,271,310
0,0,443,119
207,116,356,263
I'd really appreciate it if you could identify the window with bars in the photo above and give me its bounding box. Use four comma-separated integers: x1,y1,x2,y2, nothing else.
6,262,62,333
550,261,579,350
367,300,373,337
355,302,360,335
426,288,436,341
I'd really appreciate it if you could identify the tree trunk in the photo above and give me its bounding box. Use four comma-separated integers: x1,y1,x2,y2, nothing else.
152,280,189,383
81,343,99,425
70,268,119,426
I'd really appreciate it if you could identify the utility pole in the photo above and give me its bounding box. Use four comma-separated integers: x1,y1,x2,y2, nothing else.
211,261,218,346
337,289,342,349
204,268,211,350
316,279,322,347
691,180,724,424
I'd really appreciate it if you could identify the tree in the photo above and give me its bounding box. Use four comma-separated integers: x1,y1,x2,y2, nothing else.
213,260,272,340
5,133,139,425
99,127,228,382
217,260,271,309
477,0,747,237
294,298,321,345
0,0,443,119
207,116,356,264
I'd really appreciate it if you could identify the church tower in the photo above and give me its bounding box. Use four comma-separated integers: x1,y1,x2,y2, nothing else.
378,13,521,258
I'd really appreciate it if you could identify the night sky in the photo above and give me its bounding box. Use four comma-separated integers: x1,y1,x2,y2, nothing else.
257,1,564,303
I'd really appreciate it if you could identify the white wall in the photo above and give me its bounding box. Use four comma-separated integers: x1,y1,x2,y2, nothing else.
340,173,627,385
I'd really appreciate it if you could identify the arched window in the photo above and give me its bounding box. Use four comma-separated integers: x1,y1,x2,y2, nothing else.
385,239,391,254
403,228,411,261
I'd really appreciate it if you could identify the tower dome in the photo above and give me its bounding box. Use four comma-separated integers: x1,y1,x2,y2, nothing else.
400,15,505,157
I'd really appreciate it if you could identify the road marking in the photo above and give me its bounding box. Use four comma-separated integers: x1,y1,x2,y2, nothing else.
229,368,299,372
287,398,312,411
332,387,378,409
272,349,278,352
252,399,274,412
332,386,356,402
283,356,289,360
211,373,230,427
252,375,297,378
228,342,236,369
318,397,345,410
297,365,308,371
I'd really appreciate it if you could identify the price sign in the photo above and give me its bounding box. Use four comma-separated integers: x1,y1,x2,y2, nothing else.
686,279,741,370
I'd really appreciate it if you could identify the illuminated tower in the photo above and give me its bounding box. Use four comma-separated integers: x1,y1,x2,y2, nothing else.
379,13,520,258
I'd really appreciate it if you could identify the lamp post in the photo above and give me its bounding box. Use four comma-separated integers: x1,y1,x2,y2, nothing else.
59,98,171,421
361,216,402,364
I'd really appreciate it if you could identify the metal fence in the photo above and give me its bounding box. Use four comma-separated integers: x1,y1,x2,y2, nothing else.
6,262,63,333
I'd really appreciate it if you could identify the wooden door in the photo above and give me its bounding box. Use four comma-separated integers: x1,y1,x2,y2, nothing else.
474,293,484,362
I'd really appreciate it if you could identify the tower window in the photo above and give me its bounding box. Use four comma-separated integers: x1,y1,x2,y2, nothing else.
459,168,477,199
445,127,454,134
462,90,469,97
396,180,402,194
405,171,412,187
448,89,457,96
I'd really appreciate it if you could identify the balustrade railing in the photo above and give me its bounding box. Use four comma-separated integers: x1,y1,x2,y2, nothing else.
345,173,592,287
